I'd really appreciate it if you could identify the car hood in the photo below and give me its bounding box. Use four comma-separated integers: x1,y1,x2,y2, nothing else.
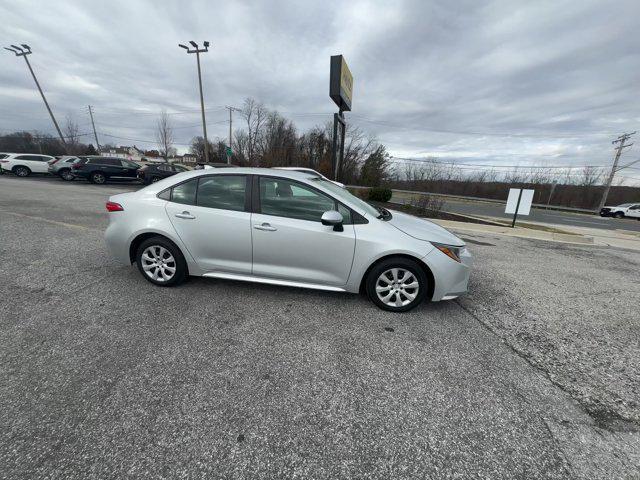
387,209,465,246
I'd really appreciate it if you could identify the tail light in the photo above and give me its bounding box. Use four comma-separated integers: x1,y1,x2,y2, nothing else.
72,163,82,169
106,202,124,212
49,159,60,165
0,160,8,163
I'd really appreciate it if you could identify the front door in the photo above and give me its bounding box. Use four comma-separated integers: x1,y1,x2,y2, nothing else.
164,175,252,273
251,176,356,286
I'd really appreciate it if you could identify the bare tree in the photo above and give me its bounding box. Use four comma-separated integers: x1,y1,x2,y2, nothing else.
156,110,174,162
241,98,267,165
64,114,81,155
579,166,604,187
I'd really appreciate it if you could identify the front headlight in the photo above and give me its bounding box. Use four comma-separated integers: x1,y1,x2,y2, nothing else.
432,242,463,263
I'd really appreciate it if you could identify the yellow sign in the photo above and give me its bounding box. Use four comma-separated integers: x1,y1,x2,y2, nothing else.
340,57,353,105
330,55,353,111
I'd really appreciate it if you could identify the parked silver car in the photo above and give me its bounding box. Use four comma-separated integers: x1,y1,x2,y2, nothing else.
104,168,471,312
48,156,79,181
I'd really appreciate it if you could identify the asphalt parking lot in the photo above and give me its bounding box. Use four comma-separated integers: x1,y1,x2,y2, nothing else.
1,175,638,479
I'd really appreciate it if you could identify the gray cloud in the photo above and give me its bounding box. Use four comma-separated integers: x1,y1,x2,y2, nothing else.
1,0,639,183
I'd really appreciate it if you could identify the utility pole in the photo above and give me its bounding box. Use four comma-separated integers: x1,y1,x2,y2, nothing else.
598,132,636,211
179,41,211,163
225,106,240,164
87,105,100,152
4,44,66,147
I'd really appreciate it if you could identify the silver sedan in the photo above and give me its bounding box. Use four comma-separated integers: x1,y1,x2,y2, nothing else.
104,168,471,312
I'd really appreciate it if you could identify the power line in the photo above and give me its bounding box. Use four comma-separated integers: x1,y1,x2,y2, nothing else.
388,156,608,169
350,114,617,139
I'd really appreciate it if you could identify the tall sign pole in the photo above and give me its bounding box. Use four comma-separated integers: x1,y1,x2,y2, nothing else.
179,41,211,164
329,55,353,181
4,44,66,147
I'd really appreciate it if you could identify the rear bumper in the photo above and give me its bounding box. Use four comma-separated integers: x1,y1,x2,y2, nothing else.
423,247,472,301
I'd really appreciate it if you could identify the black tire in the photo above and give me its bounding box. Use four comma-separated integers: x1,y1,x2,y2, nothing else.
90,171,106,184
135,236,188,287
365,257,428,312
59,169,74,181
13,166,31,177
614,212,624,219
151,176,161,183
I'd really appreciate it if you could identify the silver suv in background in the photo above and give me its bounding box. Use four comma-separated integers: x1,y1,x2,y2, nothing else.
48,156,80,181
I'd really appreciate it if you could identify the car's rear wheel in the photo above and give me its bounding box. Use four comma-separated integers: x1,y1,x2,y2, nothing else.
59,169,74,181
366,257,427,312
90,172,106,184
135,236,187,287
13,166,31,177
614,212,624,219
151,176,161,183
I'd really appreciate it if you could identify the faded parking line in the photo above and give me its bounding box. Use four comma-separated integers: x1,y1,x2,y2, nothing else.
0,209,99,231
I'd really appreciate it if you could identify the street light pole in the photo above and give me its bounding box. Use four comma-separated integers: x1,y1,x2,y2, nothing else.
179,41,211,164
4,44,66,147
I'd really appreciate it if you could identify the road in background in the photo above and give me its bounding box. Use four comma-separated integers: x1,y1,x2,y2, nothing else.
390,191,640,232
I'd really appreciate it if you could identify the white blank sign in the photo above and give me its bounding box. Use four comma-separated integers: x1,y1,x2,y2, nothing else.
505,188,534,215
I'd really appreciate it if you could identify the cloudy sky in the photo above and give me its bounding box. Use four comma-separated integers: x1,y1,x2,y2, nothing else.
2,0,639,183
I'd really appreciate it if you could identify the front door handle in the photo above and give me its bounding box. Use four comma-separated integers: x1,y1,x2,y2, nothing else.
254,223,277,231
175,211,195,219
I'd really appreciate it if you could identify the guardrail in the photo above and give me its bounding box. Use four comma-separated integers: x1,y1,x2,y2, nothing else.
347,185,599,214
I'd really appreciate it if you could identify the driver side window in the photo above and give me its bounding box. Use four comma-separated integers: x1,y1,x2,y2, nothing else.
259,178,335,222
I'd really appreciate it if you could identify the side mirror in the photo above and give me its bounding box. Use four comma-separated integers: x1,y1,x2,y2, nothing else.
321,210,344,231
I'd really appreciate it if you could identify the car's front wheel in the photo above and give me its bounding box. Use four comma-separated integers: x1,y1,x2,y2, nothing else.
59,169,74,181
366,257,428,312
13,166,31,177
135,236,187,287
614,212,624,219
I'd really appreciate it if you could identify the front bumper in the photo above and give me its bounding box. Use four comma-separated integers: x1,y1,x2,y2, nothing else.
423,246,472,301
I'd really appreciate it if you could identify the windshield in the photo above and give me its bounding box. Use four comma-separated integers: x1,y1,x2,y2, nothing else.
313,179,381,218
617,203,633,207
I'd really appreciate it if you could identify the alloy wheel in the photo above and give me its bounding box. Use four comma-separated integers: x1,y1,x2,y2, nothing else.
375,268,419,308
141,245,176,282
15,167,29,177
61,170,74,181
92,173,106,184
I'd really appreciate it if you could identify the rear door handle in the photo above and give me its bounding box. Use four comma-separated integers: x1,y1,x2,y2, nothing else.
175,211,195,219
254,223,277,231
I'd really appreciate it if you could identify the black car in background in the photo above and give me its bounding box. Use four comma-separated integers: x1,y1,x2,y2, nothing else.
137,163,190,184
71,156,141,184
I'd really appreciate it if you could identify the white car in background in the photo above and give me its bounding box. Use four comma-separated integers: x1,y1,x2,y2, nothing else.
0,153,55,177
274,167,345,188
599,203,640,219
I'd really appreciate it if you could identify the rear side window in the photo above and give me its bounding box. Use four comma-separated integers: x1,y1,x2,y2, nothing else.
171,179,197,205
197,175,246,211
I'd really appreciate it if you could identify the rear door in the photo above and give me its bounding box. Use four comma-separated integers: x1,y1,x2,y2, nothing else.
164,174,253,273
250,176,356,286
